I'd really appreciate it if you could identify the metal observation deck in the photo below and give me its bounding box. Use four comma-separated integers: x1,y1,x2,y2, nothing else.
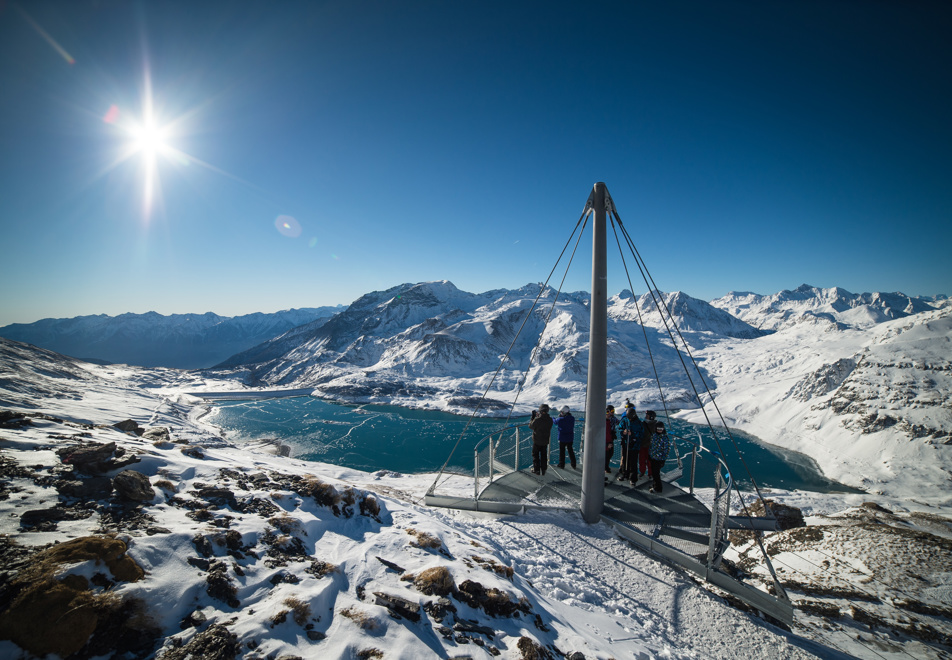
425,184,792,625
425,423,793,625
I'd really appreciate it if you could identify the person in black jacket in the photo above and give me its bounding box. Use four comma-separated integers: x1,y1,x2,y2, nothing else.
529,403,553,475
554,405,576,469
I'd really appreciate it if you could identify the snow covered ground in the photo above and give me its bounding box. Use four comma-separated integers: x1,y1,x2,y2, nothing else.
1,337,951,659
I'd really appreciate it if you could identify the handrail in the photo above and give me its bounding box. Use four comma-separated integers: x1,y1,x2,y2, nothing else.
673,431,733,499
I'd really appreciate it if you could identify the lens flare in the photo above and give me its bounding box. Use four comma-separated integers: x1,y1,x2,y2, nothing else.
275,215,302,238
102,105,120,124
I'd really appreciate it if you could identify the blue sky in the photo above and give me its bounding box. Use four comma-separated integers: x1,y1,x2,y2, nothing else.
1,0,950,326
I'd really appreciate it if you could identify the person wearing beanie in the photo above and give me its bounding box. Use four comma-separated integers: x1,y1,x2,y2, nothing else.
554,405,576,469
529,403,553,475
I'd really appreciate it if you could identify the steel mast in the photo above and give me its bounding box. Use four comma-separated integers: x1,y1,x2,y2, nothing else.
581,182,609,523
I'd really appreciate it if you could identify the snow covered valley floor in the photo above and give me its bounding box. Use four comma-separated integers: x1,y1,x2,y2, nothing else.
1,337,951,659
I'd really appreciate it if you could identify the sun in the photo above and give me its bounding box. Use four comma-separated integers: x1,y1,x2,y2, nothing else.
129,120,169,158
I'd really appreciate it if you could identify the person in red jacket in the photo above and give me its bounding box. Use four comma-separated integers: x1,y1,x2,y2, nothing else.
638,410,657,479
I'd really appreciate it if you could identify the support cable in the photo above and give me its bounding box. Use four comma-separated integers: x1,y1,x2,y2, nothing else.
503,215,589,428
611,208,785,599
609,218,674,454
615,213,770,506
428,209,589,493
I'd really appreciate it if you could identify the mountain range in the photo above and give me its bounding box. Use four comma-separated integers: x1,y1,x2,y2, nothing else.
0,307,343,369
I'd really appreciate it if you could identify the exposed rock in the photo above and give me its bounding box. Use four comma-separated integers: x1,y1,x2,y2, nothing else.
516,635,551,660
205,560,240,608
55,475,113,499
193,533,214,558
179,609,207,630
159,624,240,660
454,617,495,638
423,597,457,623
55,440,140,474
113,419,143,436
752,498,805,530
113,470,155,502
193,486,239,509
373,591,421,621
181,445,206,459
20,504,95,531
376,555,405,573
0,411,32,428
142,426,171,443
57,441,115,470
0,536,148,658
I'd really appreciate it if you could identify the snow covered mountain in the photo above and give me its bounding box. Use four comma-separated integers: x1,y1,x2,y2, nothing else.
0,307,343,369
710,284,940,331
211,282,763,413
198,280,952,504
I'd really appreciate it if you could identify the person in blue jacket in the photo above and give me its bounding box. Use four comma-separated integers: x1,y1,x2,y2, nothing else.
554,405,576,469
617,404,643,482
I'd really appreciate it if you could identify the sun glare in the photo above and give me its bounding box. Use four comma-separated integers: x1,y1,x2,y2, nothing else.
130,121,169,157
104,67,260,224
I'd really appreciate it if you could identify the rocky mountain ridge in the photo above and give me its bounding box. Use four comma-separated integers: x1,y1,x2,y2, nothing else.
0,307,343,369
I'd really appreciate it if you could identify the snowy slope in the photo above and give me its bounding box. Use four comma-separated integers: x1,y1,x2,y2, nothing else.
0,307,343,369
0,338,852,660
678,307,952,506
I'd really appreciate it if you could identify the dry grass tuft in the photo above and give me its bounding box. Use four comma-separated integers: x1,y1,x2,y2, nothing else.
153,479,176,492
360,494,381,518
357,649,384,659
284,596,312,626
268,513,302,535
406,528,443,551
408,566,455,597
339,606,377,630
470,555,515,579
301,475,341,508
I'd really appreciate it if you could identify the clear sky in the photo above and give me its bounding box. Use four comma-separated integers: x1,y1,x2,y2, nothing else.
1,0,950,327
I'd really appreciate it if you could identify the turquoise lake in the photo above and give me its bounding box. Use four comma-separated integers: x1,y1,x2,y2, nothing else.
208,397,859,493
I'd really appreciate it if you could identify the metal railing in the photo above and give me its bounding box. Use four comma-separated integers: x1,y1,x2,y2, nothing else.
473,422,531,499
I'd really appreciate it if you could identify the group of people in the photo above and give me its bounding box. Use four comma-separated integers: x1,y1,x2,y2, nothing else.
527,400,672,494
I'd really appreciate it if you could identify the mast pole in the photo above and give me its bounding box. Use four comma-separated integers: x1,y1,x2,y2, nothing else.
581,182,608,523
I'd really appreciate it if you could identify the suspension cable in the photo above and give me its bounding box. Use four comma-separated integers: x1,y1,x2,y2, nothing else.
609,218,672,438
503,215,589,427
616,213,771,504
428,209,589,492
610,208,787,597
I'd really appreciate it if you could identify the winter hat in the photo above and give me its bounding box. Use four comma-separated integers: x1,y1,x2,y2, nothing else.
655,422,665,432
560,406,570,414
539,403,550,413
606,405,615,413
645,410,657,420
